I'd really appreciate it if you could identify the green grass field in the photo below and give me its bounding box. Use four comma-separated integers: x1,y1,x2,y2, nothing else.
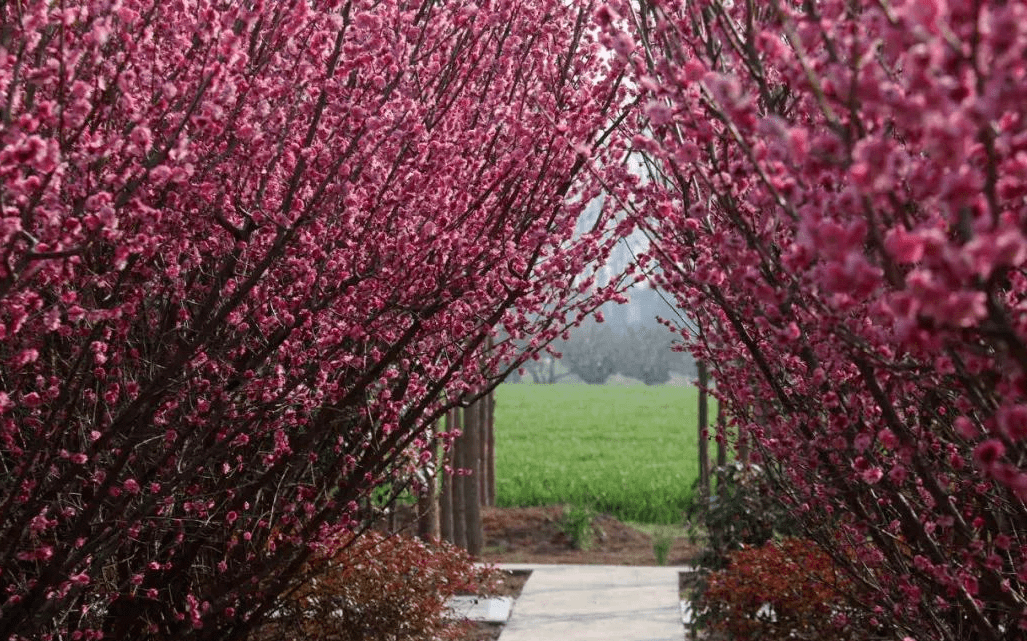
494,383,703,525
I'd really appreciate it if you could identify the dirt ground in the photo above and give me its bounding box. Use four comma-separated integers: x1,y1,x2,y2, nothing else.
479,505,700,566
452,505,702,641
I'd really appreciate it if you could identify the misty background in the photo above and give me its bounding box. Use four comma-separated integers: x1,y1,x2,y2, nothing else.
509,209,697,386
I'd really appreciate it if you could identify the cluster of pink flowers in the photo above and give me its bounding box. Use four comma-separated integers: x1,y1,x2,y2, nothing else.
0,1,633,638
602,0,1027,638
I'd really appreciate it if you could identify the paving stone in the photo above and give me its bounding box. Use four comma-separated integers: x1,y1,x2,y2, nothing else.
680,600,693,626
446,596,514,623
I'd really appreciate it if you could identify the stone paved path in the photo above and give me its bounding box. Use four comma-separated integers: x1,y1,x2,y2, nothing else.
494,563,687,641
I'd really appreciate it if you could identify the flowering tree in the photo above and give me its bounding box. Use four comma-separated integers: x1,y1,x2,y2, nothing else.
603,0,1027,639
0,1,635,638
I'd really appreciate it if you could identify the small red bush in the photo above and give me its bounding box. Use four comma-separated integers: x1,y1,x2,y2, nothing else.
257,531,497,641
700,538,865,641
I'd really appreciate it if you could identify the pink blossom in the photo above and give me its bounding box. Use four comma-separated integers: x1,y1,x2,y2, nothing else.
974,439,1006,467
29,512,55,535
645,101,674,126
884,228,926,263
954,416,978,439
13,349,38,368
997,405,1027,440
964,230,1027,278
878,429,899,449
861,466,884,484
962,575,979,596
889,464,908,484
595,5,619,27
854,432,873,452
610,32,635,57
901,0,946,31
17,546,54,562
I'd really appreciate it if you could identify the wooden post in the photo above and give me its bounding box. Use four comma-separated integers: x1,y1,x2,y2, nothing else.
697,360,710,502
417,428,441,541
483,338,497,507
716,402,727,502
737,411,750,465
478,396,487,505
486,389,496,506
452,407,468,551
465,400,484,557
439,410,455,544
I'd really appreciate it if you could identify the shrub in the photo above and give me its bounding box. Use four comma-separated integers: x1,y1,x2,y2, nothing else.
699,538,870,641
258,531,497,641
558,504,598,551
687,462,801,570
652,530,673,566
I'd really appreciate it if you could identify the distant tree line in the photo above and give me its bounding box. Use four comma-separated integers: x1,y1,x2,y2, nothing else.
516,318,694,385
